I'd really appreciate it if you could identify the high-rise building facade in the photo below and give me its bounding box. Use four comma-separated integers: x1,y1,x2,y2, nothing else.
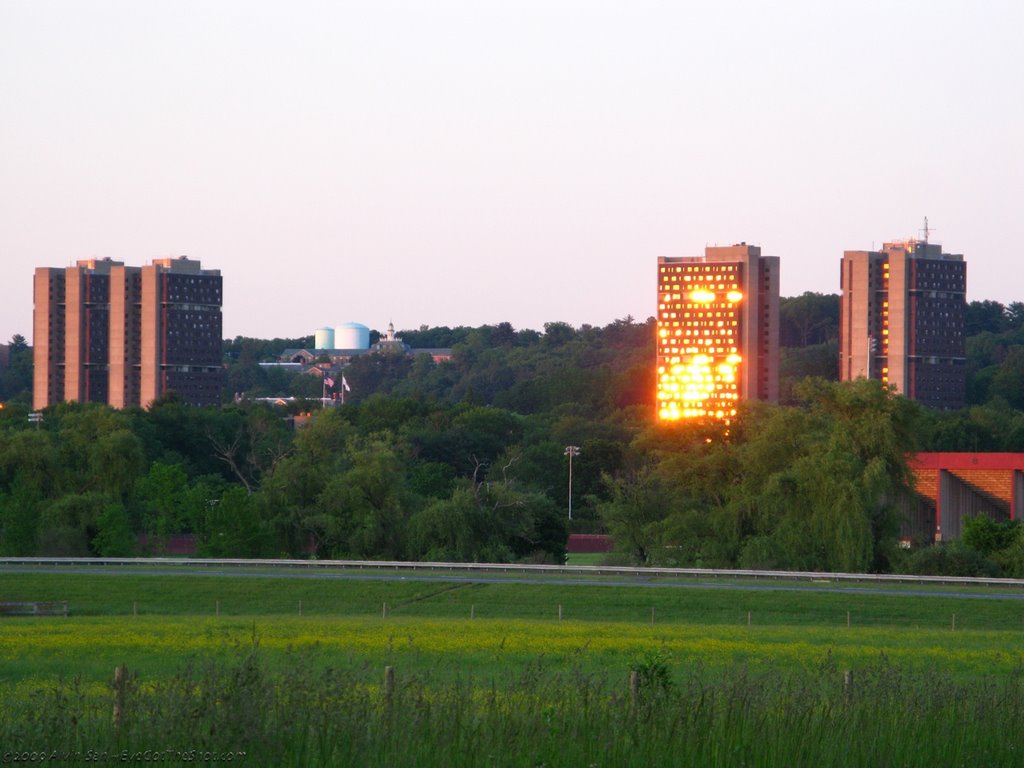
33,256,223,410
656,244,779,421
839,240,966,410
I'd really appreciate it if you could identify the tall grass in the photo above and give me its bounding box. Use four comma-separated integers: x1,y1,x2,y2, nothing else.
3,643,1023,766
5,570,1024,764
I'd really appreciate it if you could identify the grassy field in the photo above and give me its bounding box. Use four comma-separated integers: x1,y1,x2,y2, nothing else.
3,567,1024,628
3,567,1024,765
2,613,1022,684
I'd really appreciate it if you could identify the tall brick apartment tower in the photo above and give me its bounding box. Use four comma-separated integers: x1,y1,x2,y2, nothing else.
656,244,780,421
839,240,966,409
33,256,223,410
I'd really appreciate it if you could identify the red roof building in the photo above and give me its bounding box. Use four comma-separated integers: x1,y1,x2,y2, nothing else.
905,453,1024,541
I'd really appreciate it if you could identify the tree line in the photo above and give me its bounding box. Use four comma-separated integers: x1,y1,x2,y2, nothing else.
3,303,1024,573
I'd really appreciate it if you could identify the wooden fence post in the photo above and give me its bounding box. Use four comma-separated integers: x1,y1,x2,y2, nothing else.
384,665,395,712
629,670,639,706
113,665,127,727
843,670,853,704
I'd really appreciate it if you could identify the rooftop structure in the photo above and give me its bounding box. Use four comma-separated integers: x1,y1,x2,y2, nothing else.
280,321,452,369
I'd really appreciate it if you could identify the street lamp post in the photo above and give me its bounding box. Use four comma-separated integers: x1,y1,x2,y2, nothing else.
564,445,580,521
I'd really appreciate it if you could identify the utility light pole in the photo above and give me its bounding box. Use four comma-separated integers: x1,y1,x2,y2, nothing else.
564,445,580,521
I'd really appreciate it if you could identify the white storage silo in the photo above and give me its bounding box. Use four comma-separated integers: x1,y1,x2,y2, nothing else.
335,322,370,350
314,327,335,350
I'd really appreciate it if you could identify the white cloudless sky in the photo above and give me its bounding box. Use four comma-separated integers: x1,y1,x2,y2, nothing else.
1,0,1021,341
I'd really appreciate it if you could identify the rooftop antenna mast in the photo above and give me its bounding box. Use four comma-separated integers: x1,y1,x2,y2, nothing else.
920,216,934,244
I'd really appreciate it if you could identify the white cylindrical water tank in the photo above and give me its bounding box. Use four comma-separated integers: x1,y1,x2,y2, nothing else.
335,322,370,350
314,327,335,350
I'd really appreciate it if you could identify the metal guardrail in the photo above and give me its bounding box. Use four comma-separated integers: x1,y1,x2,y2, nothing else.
1,557,1024,589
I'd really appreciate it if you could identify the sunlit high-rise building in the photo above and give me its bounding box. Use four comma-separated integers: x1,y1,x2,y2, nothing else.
33,256,223,410
839,239,966,409
656,244,779,421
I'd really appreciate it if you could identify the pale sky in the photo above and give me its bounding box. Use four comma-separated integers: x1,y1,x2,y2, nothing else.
1,0,1021,342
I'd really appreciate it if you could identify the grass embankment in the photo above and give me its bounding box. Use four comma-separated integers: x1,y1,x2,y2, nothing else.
3,569,1024,765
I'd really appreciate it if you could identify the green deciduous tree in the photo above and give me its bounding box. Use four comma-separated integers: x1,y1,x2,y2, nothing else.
779,292,839,347
0,430,58,497
961,515,1021,557
0,476,42,555
990,347,1024,410
200,487,271,557
608,379,919,573
599,467,678,565
136,462,193,544
92,501,136,556
312,435,412,558
966,300,1007,335
37,492,109,556
406,486,483,562
406,454,566,564
766,378,918,572
91,429,145,500
0,335,32,403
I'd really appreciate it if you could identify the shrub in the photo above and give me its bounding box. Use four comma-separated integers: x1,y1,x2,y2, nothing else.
896,542,1000,577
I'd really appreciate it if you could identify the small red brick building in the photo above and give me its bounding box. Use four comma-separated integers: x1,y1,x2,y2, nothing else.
566,534,614,554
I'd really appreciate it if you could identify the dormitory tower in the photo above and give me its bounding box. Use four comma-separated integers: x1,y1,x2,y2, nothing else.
656,244,779,421
33,256,223,410
839,239,966,409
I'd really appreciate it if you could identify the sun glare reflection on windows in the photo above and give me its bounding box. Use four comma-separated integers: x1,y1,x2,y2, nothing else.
657,263,745,423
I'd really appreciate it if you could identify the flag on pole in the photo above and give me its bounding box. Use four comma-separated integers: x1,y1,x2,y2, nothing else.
342,375,351,392
324,376,335,388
